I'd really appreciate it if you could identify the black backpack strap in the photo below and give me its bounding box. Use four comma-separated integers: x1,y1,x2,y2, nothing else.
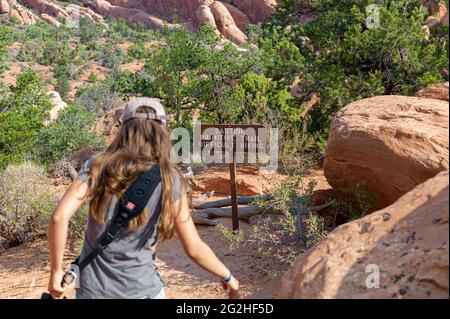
73,164,162,273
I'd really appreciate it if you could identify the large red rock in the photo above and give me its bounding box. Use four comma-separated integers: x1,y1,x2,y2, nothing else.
95,104,125,143
2,0,105,25
423,0,449,27
209,1,247,45
82,0,166,29
221,1,250,30
323,95,449,209
196,4,219,33
415,82,449,101
231,0,276,23
1,0,39,24
278,171,449,299
0,0,9,14
7,0,276,45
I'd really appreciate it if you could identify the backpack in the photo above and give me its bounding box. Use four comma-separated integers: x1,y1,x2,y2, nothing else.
41,164,162,299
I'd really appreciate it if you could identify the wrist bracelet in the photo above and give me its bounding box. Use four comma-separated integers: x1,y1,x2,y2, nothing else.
224,272,233,283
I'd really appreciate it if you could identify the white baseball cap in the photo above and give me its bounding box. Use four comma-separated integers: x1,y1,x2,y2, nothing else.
123,97,167,125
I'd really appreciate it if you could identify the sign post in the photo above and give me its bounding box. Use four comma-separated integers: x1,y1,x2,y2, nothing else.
229,136,239,231
199,124,265,231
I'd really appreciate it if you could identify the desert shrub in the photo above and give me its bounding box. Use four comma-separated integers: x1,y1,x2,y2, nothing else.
128,40,150,59
48,157,79,184
331,185,374,222
79,16,104,44
0,163,57,248
35,105,106,166
40,39,74,66
216,224,245,251
0,69,52,170
248,165,326,265
222,71,296,125
0,24,12,74
74,84,121,117
138,26,262,126
106,17,137,41
17,21,73,44
17,39,45,62
88,71,98,83
52,45,80,99
218,157,328,267
68,203,89,245
103,68,137,97
96,43,125,68
56,74,71,99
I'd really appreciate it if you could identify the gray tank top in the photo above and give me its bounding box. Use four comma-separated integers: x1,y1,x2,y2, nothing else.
75,157,184,299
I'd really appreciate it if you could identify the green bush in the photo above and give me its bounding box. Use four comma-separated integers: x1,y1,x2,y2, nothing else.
35,105,106,165
128,40,150,59
331,185,374,221
96,43,125,68
17,40,45,62
52,44,80,99
0,69,52,170
0,163,57,248
0,24,12,74
106,17,137,41
264,0,449,148
17,21,73,44
68,203,89,245
103,68,137,97
248,165,326,265
138,26,262,126
79,16,104,44
222,72,295,124
75,84,121,117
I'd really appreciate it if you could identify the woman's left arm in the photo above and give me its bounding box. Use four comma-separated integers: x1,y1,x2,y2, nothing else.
47,178,88,298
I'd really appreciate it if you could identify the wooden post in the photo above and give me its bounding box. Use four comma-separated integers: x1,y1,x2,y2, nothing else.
230,137,239,231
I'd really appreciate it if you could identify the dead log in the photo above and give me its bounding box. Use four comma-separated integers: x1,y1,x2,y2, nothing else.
309,202,332,211
193,214,220,226
194,205,266,220
192,191,215,205
194,194,273,210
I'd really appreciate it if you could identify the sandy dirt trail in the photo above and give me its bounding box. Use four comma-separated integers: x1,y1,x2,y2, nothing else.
0,166,330,299
0,218,280,299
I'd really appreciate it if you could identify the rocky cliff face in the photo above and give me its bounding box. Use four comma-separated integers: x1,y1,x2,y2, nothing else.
1,0,105,25
1,0,39,24
1,0,279,44
2,1,447,45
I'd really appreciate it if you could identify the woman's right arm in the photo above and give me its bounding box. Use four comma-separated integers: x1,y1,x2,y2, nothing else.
173,194,240,299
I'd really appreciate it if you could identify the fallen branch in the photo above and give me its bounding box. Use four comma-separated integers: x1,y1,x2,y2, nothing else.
193,214,220,226
192,191,215,205
194,205,266,220
309,202,332,211
194,194,273,210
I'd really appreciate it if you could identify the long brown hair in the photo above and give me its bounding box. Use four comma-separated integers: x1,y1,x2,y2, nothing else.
85,106,182,240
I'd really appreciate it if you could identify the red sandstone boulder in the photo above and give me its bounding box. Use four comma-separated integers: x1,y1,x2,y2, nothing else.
323,95,449,209
415,82,449,101
278,171,449,299
209,1,247,45
231,0,276,23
